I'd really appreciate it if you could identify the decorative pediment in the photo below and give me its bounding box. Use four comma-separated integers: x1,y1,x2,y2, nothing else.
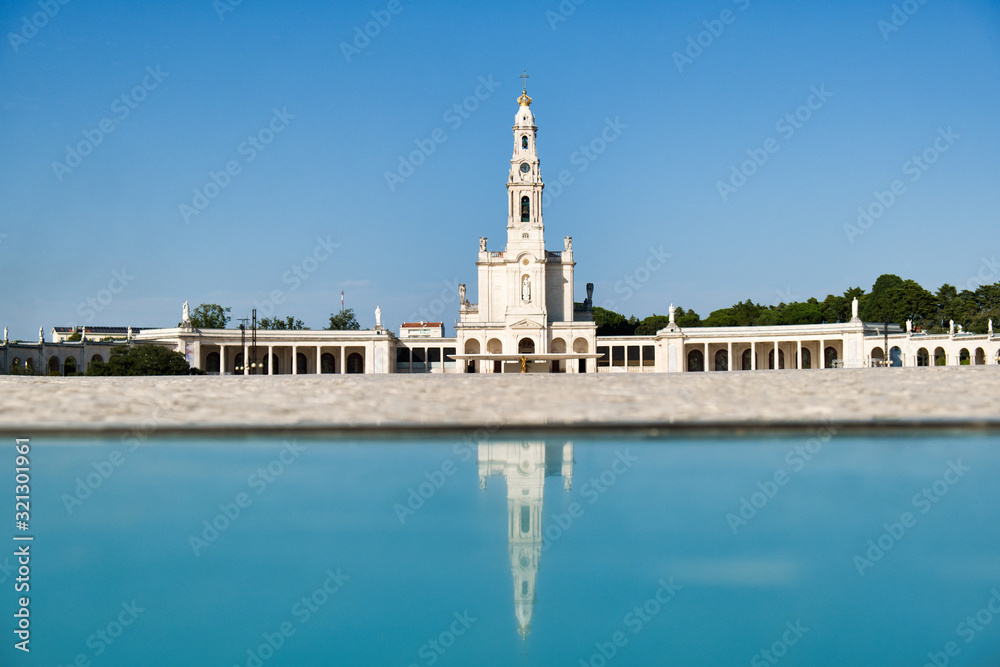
510,319,543,329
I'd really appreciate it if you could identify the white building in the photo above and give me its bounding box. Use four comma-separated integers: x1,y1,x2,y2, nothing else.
14,80,998,375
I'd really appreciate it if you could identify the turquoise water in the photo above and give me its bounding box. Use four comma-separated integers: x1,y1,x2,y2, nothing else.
2,434,1000,666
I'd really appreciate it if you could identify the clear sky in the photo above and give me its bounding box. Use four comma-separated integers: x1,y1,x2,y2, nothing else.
2,0,999,339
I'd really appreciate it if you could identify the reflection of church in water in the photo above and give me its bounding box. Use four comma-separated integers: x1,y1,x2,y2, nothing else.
478,441,574,639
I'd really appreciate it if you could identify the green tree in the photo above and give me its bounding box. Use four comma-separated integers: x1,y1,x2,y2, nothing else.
186,304,231,329
259,316,306,330
781,300,824,325
634,314,671,335
86,344,197,376
326,308,360,330
67,331,82,341
674,307,701,327
592,307,637,336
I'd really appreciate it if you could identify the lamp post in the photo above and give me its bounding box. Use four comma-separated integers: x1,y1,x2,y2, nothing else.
237,318,249,375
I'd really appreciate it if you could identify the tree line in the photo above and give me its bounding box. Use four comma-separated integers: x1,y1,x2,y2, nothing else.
592,274,1000,336
182,304,360,330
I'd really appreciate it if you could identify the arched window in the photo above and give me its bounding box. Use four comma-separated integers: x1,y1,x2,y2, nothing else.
48,356,59,374
10,357,20,370
297,353,308,374
714,349,728,371
801,348,812,369
959,348,971,366
768,349,785,369
917,348,929,366
741,349,752,370
934,347,946,366
520,505,530,533
824,347,838,369
890,346,902,367
205,352,220,373
518,338,535,354
321,353,336,374
975,348,986,366
521,135,528,149
64,356,77,376
520,196,530,222
234,352,245,373
687,349,704,372
347,352,364,374
25,358,34,371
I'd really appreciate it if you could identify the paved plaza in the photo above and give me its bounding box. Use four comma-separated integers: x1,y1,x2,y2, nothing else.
1,367,997,436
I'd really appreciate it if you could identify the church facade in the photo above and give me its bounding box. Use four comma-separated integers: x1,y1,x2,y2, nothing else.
8,83,998,375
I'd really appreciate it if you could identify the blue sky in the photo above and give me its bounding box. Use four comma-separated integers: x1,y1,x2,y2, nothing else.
1,0,999,338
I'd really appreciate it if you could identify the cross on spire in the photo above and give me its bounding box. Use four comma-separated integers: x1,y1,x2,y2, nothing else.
519,70,530,93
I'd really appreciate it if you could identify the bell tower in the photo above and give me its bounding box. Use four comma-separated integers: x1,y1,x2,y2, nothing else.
506,71,544,255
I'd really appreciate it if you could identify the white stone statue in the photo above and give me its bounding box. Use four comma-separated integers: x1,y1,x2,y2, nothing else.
458,283,466,304
669,303,676,324
479,237,487,252
949,319,955,336
564,236,572,252
906,319,912,334
521,275,531,302
127,326,133,341
3,327,7,343
957,324,964,334
375,305,382,327
182,301,190,323
39,326,43,343
851,297,859,320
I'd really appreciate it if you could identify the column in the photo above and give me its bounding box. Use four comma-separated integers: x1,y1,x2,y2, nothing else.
243,343,249,375
266,345,272,375
819,339,825,369
219,345,226,376
292,345,298,375
727,342,733,371
751,342,757,370
340,346,346,374
774,341,779,369
316,346,322,374
796,340,802,370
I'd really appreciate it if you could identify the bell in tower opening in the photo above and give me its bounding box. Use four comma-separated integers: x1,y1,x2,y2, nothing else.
521,196,530,222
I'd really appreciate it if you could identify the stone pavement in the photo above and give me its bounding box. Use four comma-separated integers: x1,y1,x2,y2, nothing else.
0,367,997,436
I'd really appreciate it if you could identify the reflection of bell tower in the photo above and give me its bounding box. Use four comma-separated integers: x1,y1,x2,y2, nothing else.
479,441,574,639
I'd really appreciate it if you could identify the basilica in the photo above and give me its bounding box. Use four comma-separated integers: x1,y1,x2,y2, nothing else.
4,82,998,375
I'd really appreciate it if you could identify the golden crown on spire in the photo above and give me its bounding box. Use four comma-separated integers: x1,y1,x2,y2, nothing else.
518,70,532,106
